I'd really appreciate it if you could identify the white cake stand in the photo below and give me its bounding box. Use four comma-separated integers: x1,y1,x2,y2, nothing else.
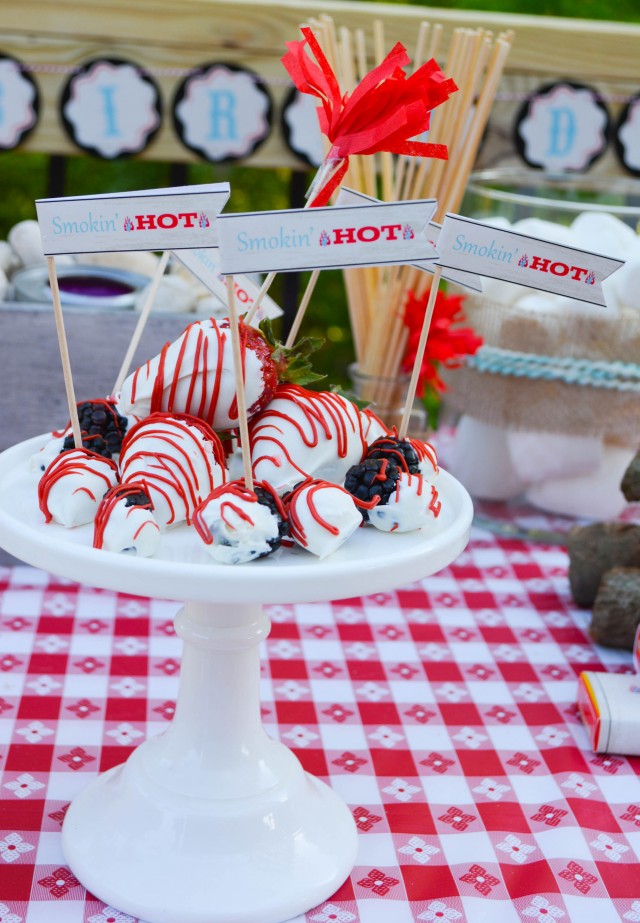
0,436,473,923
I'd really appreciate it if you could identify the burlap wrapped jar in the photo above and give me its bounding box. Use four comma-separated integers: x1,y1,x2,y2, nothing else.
443,296,640,448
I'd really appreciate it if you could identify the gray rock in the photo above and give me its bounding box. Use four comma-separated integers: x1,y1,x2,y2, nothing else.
589,566,640,650
621,450,640,502
567,521,640,607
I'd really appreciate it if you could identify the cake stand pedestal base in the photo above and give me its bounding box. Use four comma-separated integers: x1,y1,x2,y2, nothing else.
62,600,358,923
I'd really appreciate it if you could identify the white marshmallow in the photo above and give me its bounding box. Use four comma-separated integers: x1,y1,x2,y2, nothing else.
609,256,640,310
525,443,634,519
9,220,45,267
448,416,527,501
506,430,603,484
0,241,19,275
512,217,577,247
570,212,638,259
135,274,198,314
80,250,159,277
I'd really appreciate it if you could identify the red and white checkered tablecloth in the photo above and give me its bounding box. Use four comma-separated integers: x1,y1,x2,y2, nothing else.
0,523,639,923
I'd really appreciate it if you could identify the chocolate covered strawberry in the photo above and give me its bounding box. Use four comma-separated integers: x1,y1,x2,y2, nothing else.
118,317,322,433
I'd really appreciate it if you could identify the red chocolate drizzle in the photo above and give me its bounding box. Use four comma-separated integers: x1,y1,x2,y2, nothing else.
193,480,286,546
131,318,261,429
119,412,226,526
93,481,157,549
250,384,367,481
38,449,118,523
285,478,350,548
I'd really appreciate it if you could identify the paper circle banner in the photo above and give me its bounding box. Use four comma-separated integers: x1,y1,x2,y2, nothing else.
172,63,273,162
515,81,610,172
60,58,162,159
615,94,640,177
0,55,39,149
280,88,324,168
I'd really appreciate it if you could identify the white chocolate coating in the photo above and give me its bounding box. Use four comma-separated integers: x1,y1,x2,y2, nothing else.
368,473,442,534
194,485,280,565
118,317,266,431
95,493,161,557
38,449,119,528
250,385,367,495
288,480,361,559
119,415,226,530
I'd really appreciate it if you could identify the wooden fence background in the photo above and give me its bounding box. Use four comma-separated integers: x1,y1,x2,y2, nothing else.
1,0,639,174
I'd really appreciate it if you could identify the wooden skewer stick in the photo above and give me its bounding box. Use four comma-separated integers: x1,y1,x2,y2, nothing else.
46,256,82,449
226,276,254,491
398,266,442,440
243,270,276,326
285,269,320,349
113,250,170,394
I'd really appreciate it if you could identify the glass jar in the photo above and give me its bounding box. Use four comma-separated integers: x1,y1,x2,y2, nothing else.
348,363,428,438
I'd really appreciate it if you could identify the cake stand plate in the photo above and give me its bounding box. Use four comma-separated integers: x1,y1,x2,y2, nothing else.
0,436,473,923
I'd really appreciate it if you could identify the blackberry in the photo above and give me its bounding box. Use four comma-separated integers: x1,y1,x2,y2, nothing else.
344,458,400,521
61,399,129,459
254,483,290,553
366,434,421,474
113,484,153,509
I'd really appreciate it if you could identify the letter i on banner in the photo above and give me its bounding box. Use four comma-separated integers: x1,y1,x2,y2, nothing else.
225,276,254,490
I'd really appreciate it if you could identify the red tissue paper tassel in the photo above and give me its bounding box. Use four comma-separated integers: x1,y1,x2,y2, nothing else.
281,26,458,206
402,289,483,395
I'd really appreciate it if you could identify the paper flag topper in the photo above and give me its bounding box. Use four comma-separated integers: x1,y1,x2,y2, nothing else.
435,213,623,307
336,188,482,292
217,200,437,276
174,247,283,322
36,183,230,256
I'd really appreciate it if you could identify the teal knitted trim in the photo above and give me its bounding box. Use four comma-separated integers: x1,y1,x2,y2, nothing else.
466,346,640,392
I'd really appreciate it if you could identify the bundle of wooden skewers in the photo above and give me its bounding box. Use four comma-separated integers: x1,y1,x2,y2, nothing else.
304,16,513,422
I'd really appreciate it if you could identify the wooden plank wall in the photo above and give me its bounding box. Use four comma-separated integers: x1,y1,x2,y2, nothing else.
0,0,639,170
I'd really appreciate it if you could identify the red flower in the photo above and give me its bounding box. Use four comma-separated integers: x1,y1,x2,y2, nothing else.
459,864,500,896
402,288,483,395
38,866,81,898
58,747,96,771
353,807,382,831
66,698,100,719
405,705,436,724
48,803,70,826
281,27,456,206
531,805,568,827
357,868,399,896
332,752,368,773
559,861,598,894
0,697,13,715
322,704,354,723
153,701,176,721
421,752,455,774
439,807,476,831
